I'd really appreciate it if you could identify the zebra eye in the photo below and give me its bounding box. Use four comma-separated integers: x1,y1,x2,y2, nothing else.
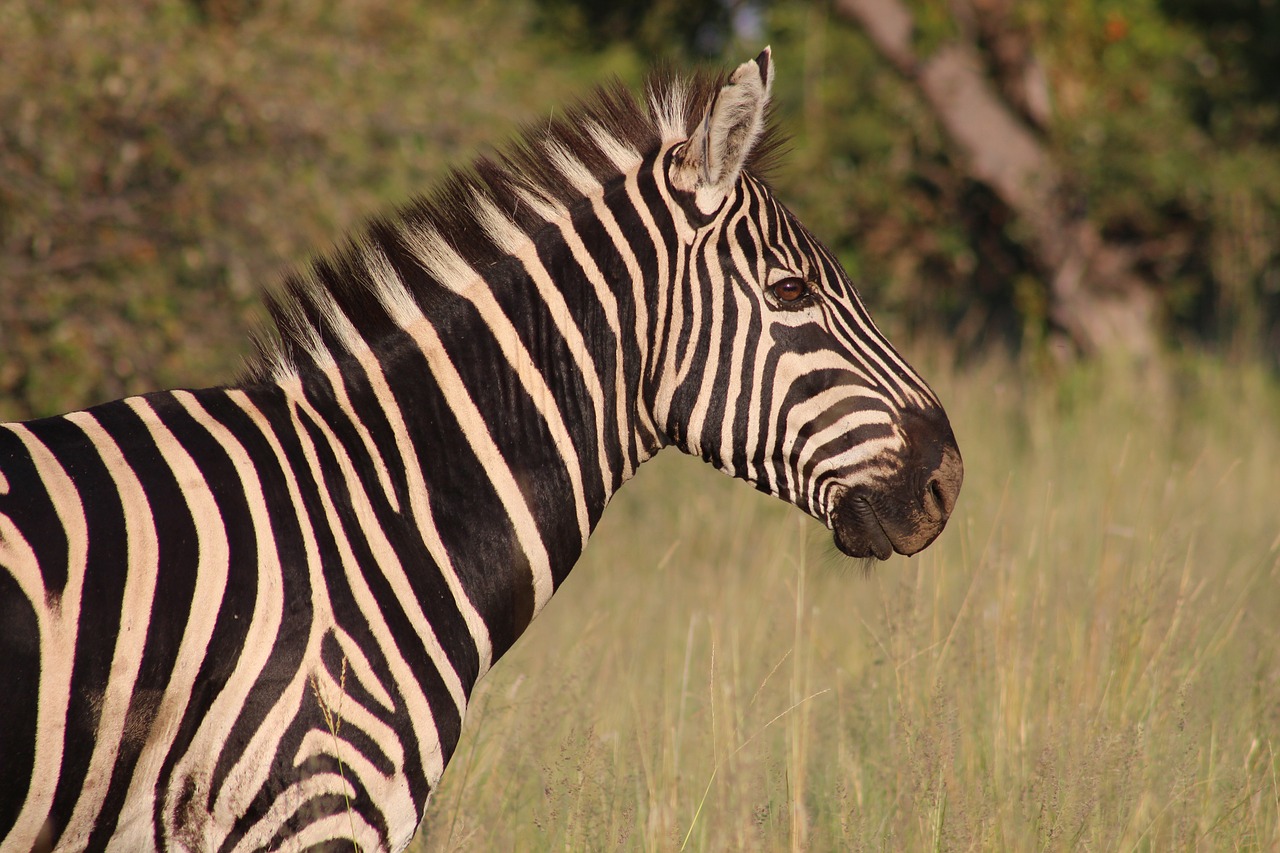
769,278,809,305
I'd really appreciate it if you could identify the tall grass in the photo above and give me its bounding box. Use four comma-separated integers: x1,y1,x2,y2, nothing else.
415,355,1280,851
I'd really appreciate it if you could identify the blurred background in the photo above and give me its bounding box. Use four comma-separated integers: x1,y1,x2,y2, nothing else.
1,0,1278,419
2,1,1278,849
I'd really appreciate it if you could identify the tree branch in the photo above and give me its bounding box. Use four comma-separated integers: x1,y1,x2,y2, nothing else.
834,0,1157,357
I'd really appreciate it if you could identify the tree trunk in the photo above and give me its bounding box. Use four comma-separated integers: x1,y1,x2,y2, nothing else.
834,0,1158,358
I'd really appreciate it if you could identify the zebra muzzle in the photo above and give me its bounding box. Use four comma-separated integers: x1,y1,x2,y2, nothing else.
828,434,961,561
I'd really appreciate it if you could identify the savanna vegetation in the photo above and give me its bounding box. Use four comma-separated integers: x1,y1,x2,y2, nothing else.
2,0,1277,849
419,354,1280,851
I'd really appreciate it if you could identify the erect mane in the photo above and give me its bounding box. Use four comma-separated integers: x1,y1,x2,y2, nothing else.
241,63,787,384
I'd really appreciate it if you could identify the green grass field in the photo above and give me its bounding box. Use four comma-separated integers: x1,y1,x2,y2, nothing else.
415,355,1280,851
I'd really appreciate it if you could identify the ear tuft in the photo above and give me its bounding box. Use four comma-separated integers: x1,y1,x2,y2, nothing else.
753,46,772,88
672,49,775,212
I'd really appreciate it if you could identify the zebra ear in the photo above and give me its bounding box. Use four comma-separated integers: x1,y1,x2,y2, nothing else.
673,47,773,212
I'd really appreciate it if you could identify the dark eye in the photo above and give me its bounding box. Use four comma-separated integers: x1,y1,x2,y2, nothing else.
770,278,809,305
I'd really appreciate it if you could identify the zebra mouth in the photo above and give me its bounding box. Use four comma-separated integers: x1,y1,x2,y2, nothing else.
831,492,894,561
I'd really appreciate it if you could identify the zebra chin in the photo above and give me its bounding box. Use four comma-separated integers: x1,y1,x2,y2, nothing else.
829,487,943,561
830,491,896,561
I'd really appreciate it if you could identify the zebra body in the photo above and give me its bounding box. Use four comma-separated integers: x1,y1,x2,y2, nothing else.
3,384,475,851
0,51,961,851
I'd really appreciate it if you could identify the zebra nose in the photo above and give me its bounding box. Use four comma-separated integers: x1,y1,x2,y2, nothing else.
923,441,963,523
891,405,962,555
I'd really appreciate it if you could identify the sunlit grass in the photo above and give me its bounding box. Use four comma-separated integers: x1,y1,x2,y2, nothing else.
415,355,1280,851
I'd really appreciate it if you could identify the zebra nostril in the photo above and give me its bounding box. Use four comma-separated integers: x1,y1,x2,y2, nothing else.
928,443,963,520
928,477,946,516
897,406,963,527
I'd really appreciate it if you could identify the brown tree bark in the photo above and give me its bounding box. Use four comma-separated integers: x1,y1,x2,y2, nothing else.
834,0,1158,357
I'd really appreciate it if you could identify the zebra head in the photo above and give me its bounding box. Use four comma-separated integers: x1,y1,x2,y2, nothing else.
651,49,962,560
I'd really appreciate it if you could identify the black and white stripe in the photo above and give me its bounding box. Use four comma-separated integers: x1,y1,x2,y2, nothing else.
0,49,960,851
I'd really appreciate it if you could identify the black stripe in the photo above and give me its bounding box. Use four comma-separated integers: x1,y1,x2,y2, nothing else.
0,567,39,839
481,253,609,522
0,423,69,601
36,412,129,845
296,368,479,690
201,388,315,807
639,153,681,404
146,389,263,846
380,328,536,660
428,273,585,591
729,298,763,477
567,195,637,488
79,399,200,848
218,694,388,853
290,397,463,747
319,632,396,777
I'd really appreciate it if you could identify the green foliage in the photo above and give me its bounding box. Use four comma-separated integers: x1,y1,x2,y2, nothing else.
0,0,629,419
1036,0,1280,352
759,2,1025,351
746,0,1280,360
2,0,1278,422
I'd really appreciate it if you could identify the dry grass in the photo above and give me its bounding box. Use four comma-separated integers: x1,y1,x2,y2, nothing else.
414,354,1280,851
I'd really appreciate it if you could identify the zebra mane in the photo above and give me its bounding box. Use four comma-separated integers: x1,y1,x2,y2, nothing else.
242,64,787,384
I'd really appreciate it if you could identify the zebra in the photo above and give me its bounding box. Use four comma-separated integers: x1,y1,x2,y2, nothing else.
0,49,961,851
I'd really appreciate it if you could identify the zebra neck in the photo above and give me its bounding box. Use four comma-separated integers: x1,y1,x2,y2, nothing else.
286,258,668,672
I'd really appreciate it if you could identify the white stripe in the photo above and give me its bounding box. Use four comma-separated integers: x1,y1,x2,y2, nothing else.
163,390,291,847
585,121,642,173
202,388,444,831
782,386,895,506
680,256,725,454
289,279,403,514
400,223,474,295
356,247,496,672
268,287,335,380
333,626,396,712
396,229,594,546
553,215,633,481
590,179,663,462
376,224,611,559
473,196,615,496
0,424,87,849
58,410,160,841
822,304,914,410
683,198,757,457
379,312,556,612
286,389,468,713
513,181,565,225
544,141,600,196
471,192,527,256
226,781,381,853
648,143,700,426
110,396,232,848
